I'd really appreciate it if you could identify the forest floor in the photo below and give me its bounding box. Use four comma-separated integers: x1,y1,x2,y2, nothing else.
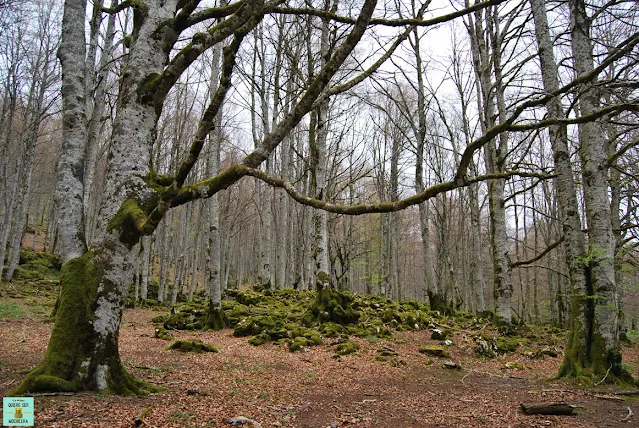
2,291,639,427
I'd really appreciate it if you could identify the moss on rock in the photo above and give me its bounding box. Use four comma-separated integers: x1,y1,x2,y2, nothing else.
248,333,271,346
15,249,61,281
303,288,360,326
335,341,360,356
167,340,219,353
153,327,173,340
418,345,450,358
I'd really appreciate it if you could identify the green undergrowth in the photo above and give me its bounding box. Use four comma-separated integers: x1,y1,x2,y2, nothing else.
149,286,564,358
15,249,61,282
1,250,61,300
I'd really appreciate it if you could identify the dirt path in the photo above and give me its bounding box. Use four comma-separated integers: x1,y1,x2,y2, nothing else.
1,303,638,427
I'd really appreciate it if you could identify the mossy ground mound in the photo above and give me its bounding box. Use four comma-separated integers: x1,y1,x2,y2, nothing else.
148,288,567,359
167,340,219,353
156,304,206,330
303,288,360,325
14,249,61,281
335,341,360,356
419,345,450,358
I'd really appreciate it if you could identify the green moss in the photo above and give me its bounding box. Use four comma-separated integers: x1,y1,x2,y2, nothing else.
418,346,450,358
136,72,162,105
205,303,226,330
377,348,398,357
222,301,251,327
153,327,173,340
288,336,312,352
495,336,524,354
303,288,360,326
13,252,156,396
335,341,360,356
167,340,219,353
319,322,345,337
107,198,147,246
289,327,322,345
381,309,402,325
235,291,264,306
15,250,61,281
233,315,292,341
248,333,271,346
389,358,407,367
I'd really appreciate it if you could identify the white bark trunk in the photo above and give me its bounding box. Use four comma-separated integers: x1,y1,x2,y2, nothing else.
569,0,619,367
54,0,88,263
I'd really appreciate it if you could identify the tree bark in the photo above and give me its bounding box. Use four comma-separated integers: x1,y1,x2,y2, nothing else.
15,0,180,394
559,0,627,382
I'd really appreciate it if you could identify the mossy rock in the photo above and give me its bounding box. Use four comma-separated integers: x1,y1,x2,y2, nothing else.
525,346,559,359
222,301,251,327
418,345,450,358
473,334,523,357
290,327,322,345
496,336,522,354
288,336,313,352
162,312,198,330
430,329,451,341
377,348,398,357
167,340,219,353
381,308,402,324
15,250,62,281
319,322,345,338
248,332,271,346
19,249,61,269
303,288,360,326
349,323,393,339
504,361,529,370
233,315,286,338
473,334,498,358
158,304,207,330
154,327,173,340
235,291,264,306
390,358,407,367
335,341,360,356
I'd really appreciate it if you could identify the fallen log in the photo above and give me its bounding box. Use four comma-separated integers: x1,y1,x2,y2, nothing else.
520,403,575,416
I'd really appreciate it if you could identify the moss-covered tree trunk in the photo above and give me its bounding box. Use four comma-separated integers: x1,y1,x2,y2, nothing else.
558,0,630,384
15,251,153,394
15,0,181,394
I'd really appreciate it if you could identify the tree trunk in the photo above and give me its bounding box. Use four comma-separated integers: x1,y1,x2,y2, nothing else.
559,0,627,382
15,0,179,394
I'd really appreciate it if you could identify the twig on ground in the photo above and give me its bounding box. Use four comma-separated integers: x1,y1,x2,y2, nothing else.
461,370,473,384
622,406,633,422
